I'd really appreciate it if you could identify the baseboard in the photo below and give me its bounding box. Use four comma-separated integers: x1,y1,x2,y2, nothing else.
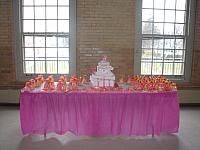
0,103,200,107
180,103,200,107
0,103,19,106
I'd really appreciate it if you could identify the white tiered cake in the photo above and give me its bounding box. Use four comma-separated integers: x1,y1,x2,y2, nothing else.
90,56,115,87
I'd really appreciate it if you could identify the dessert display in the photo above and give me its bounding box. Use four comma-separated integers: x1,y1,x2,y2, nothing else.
79,75,87,84
56,76,68,92
23,74,177,92
68,76,79,91
22,56,177,93
118,76,124,84
90,56,115,87
35,75,44,87
43,75,55,91
124,75,177,92
24,75,45,91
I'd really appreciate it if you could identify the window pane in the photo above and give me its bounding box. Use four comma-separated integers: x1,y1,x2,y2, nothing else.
176,11,185,23
153,39,163,49
24,48,34,58
154,10,164,22
35,48,45,58
58,7,69,19
35,0,45,5
153,23,163,34
23,0,33,5
58,48,69,57
58,61,69,74
175,39,184,49
142,49,152,60
175,50,184,61
24,36,33,47
174,63,184,75
21,0,71,75
23,7,34,19
46,48,57,57
154,0,164,9
141,62,152,75
142,22,153,34
47,61,57,74
35,61,45,73
141,0,187,76
46,0,57,5
23,20,34,32
152,63,162,75
46,36,57,47
142,9,153,21
47,20,57,32
175,24,184,35
46,7,57,19
35,20,45,32
164,23,174,35
24,61,34,73
35,7,45,19
153,50,163,60
176,0,186,10
164,50,174,61
165,39,174,49
58,20,69,32
163,63,173,75
58,37,69,47
165,10,175,22
165,0,175,9
58,0,69,5
142,39,152,48
35,36,45,47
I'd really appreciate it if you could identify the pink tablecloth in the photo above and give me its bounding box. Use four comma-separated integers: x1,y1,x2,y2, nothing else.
20,91,179,136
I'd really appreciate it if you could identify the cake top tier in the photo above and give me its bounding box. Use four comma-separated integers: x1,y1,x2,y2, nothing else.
98,56,110,66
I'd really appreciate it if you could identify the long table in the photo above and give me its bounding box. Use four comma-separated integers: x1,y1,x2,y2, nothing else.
20,91,179,136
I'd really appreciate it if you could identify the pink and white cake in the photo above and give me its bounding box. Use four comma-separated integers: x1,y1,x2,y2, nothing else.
90,56,115,87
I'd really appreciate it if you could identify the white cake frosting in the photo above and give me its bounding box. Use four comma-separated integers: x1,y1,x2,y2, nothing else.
90,56,115,87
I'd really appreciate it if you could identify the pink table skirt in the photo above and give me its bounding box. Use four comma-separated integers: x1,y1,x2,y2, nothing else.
20,91,179,136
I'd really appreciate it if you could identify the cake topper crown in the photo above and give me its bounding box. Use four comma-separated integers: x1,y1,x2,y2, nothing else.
102,55,107,61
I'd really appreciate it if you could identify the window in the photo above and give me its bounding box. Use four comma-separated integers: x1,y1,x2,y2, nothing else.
134,0,195,81
14,0,76,80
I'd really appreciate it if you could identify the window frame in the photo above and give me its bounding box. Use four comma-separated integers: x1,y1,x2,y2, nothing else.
134,0,195,82
13,0,76,81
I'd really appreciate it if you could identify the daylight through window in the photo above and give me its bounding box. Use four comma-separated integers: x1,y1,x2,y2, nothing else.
141,0,187,76
22,0,70,74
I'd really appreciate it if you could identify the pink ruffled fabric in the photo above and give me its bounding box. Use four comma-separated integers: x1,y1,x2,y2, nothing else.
20,91,179,136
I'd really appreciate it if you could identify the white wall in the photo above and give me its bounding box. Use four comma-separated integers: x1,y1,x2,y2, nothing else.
0,89,199,104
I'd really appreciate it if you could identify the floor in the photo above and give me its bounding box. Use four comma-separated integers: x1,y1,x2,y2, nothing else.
0,106,200,150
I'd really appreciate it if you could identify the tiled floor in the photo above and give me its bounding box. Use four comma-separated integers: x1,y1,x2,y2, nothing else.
0,106,200,150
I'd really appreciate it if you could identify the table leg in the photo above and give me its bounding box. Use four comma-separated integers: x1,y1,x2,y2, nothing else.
152,125,154,138
152,132,154,138
44,133,47,139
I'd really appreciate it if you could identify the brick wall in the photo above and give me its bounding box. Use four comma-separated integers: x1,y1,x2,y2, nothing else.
76,0,135,79
0,0,15,85
192,0,200,84
0,0,200,86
